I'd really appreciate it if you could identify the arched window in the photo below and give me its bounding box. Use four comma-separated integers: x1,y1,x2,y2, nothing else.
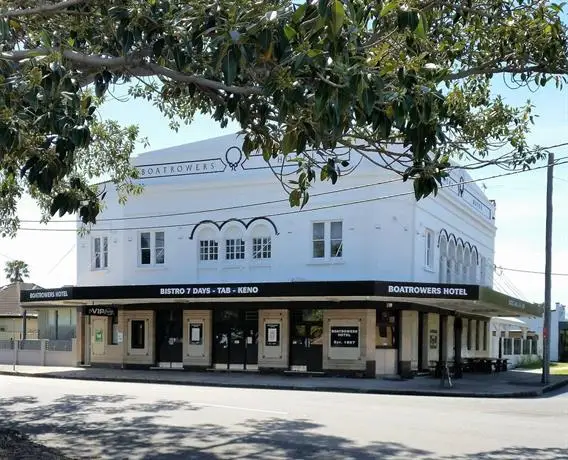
197,226,219,262
223,225,245,261
470,248,478,283
463,247,471,284
438,235,448,283
480,256,487,286
447,239,456,283
249,224,272,260
456,243,464,283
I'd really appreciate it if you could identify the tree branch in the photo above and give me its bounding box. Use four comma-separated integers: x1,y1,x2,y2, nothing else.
140,62,263,96
0,47,263,95
1,0,90,18
447,64,568,80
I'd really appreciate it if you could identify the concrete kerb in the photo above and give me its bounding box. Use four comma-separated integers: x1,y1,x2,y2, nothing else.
1,369,567,399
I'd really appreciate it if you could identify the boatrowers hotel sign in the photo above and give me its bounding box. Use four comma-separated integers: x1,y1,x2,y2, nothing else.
384,283,475,300
136,159,226,179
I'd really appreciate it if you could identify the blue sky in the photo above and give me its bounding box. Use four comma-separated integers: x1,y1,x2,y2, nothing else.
1,75,567,307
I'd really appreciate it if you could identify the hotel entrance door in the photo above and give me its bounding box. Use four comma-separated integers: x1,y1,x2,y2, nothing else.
289,309,323,372
212,309,259,370
156,309,183,368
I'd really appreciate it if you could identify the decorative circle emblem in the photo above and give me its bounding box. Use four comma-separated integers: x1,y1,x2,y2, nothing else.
225,146,243,171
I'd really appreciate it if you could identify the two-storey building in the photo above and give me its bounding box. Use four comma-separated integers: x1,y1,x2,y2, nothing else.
20,134,541,377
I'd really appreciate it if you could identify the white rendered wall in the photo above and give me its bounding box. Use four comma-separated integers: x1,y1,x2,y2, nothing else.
77,134,496,287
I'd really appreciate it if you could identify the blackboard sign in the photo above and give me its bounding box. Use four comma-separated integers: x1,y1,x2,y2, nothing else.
330,326,359,348
189,323,203,345
265,323,280,347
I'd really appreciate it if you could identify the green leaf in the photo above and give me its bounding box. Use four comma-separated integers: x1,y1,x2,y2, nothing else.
415,13,427,38
283,24,297,41
282,130,298,154
380,0,399,17
330,0,345,35
221,49,238,86
289,189,302,207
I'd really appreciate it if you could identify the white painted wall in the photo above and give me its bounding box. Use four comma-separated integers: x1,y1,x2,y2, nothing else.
76,134,497,287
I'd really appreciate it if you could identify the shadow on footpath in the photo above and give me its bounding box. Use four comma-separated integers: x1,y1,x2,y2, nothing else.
0,394,566,460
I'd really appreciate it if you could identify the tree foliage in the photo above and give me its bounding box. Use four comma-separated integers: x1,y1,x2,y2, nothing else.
4,259,29,283
0,0,567,235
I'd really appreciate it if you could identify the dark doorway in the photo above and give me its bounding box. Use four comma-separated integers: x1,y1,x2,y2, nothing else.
156,309,183,368
289,309,324,372
212,309,259,370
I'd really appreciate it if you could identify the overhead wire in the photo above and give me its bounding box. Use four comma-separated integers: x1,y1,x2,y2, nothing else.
14,154,568,233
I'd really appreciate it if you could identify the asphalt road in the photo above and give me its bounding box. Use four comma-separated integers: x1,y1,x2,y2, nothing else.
0,375,567,460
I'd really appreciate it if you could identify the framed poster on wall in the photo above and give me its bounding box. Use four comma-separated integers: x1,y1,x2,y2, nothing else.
429,330,438,349
189,323,203,345
265,323,280,347
330,326,359,348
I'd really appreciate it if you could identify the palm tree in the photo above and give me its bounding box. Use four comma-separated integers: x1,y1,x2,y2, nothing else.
4,260,30,283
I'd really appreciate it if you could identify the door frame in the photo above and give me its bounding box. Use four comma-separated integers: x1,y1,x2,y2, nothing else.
155,308,184,368
288,310,324,373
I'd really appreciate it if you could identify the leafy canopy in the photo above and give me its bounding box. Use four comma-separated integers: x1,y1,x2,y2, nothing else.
0,0,567,235
4,259,29,283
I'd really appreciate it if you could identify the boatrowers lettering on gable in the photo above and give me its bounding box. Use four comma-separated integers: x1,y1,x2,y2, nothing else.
136,159,226,179
159,286,260,296
387,284,469,297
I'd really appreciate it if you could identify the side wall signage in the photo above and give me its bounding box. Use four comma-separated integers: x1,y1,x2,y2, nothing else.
330,326,359,348
86,306,117,316
379,282,478,300
265,323,280,347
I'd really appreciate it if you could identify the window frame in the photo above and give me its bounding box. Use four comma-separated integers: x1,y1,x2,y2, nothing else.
199,239,219,262
92,236,109,270
311,220,343,261
138,230,166,267
424,229,435,270
225,237,246,260
252,236,272,260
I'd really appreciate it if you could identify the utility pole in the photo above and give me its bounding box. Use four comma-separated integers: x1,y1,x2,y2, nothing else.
542,152,554,385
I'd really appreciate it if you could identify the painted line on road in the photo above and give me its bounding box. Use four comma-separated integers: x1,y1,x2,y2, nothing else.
192,402,288,415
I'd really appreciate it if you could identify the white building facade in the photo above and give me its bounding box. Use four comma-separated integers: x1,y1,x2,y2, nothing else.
20,134,541,377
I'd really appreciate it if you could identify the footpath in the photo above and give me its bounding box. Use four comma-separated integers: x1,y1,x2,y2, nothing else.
1,364,566,398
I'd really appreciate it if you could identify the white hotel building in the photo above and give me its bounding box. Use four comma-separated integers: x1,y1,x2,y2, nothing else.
20,134,541,377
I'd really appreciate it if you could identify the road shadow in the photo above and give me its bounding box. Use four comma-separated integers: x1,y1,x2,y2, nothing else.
0,394,566,459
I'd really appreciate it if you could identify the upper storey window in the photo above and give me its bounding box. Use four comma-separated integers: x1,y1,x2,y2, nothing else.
140,231,165,266
312,221,343,259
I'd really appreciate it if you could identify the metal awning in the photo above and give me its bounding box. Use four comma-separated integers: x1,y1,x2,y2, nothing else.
19,281,542,318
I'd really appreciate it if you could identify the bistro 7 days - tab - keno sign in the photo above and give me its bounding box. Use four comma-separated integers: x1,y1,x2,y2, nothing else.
159,286,260,296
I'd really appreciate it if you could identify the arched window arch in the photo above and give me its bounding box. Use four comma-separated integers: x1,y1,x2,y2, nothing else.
249,223,273,260
456,243,464,283
447,239,456,283
438,235,448,283
463,247,471,284
197,226,219,262
223,225,246,260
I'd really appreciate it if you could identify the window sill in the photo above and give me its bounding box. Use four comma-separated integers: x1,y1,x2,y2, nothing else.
91,268,109,273
307,259,345,266
135,265,168,272
423,266,435,273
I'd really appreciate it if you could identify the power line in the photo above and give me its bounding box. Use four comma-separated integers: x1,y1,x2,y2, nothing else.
19,176,402,224
15,155,568,233
496,265,568,277
18,150,568,225
45,244,76,276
